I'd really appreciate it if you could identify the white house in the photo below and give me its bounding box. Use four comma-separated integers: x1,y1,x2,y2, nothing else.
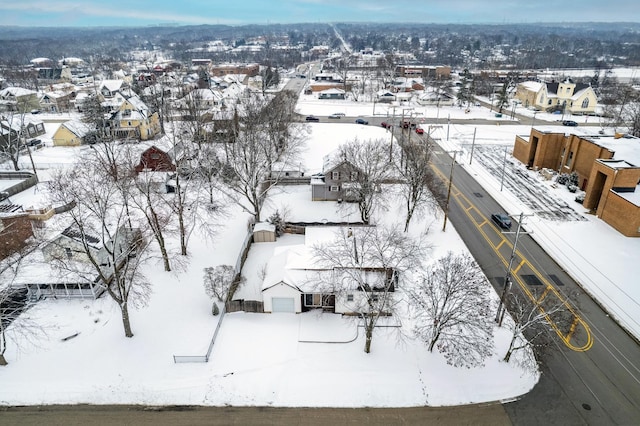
261,227,396,314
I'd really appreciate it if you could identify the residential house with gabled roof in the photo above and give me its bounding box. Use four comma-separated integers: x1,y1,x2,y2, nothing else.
99,79,127,100
134,145,176,173
110,94,161,141
39,90,73,113
311,152,362,202
52,120,93,146
515,78,598,115
0,87,40,112
0,115,45,147
260,226,397,313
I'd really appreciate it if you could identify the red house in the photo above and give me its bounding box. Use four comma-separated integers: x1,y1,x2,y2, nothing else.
134,146,176,173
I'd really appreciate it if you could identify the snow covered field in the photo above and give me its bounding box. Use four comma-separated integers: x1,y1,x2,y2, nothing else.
1,89,638,407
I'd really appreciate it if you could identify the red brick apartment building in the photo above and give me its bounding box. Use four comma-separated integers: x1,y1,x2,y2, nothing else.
513,129,640,237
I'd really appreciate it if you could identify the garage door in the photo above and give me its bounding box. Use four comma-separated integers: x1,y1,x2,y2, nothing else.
271,297,295,313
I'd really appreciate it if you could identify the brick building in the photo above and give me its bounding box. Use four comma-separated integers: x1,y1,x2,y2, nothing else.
513,129,640,237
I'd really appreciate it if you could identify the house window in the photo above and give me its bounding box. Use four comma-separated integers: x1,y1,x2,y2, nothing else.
65,247,72,259
350,172,358,181
566,151,574,167
566,88,571,93
150,153,161,160
371,294,379,302
548,100,552,105
330,185,340,192
332,171,340,180
582,98,589,108
304,294,322,307
347,294,354,302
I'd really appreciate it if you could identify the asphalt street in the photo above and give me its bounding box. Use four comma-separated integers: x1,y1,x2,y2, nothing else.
427,137,640,425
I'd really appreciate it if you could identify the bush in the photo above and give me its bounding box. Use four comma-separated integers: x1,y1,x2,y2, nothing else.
556,173,569,185
268,210,285,236
568,171,579,187
568,185,578,193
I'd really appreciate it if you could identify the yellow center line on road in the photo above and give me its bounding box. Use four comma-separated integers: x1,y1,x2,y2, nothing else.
430,163,593,352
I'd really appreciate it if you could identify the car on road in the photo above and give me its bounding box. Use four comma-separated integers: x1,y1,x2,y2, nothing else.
381,122,392,129
305,115,320,122
491,213,512,229
355,118,368,125
415,127,424,134
328,113,342,119
331,112,345,117
562,120,578,126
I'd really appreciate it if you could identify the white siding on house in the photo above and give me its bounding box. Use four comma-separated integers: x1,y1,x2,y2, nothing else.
262,282,302,313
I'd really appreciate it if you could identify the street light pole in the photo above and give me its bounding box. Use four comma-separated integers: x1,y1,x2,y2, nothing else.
442,150,463,232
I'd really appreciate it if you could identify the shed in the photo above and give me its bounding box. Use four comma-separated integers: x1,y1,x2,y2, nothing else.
253,222,276,243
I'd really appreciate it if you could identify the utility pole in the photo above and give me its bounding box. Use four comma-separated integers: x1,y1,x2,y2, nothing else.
495,213,533,326
446,114,450,141
468,127,477,165
500,146,509,191
388,106,397,162
442,150,463,232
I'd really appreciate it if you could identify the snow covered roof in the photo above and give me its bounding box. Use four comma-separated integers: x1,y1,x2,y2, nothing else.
253,222,275,233
519,81,544,92
100,79,124,93
60,120,93,138
0,87,37,98
30,57,52,64
586,134,640,165
319,88,345,94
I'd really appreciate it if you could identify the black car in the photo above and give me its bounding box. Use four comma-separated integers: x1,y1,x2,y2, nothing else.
305,115,320,122
491,213,512,229
562,120,578,127
355,118,368,125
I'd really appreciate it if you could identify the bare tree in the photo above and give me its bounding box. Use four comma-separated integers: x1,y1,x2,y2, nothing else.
47,148,151,338
216,92,302,222
395,139,444,232
339,138,391,225
0,249,41,366
502,291,570,367
312,226,427,353
130,167,173,272
202,264,246,316
408,252,494,368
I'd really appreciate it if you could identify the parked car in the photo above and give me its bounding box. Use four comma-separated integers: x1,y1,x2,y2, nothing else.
355,118,368,125
27,138,42,147
328,113,342,119
415,127,424,134
305,115,320,122
491,213,512,229
562,120,578,127
381,122,392,129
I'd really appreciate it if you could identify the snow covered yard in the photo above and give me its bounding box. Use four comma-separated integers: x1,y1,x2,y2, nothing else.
0,112,541,407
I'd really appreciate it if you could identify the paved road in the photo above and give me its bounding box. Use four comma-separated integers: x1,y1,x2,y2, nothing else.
0,404,513,426
427,139,640,425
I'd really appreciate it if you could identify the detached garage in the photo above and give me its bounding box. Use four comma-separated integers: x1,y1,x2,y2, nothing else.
263,282,301,313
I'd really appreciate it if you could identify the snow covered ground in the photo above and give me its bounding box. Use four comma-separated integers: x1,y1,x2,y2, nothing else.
1,90,637,407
